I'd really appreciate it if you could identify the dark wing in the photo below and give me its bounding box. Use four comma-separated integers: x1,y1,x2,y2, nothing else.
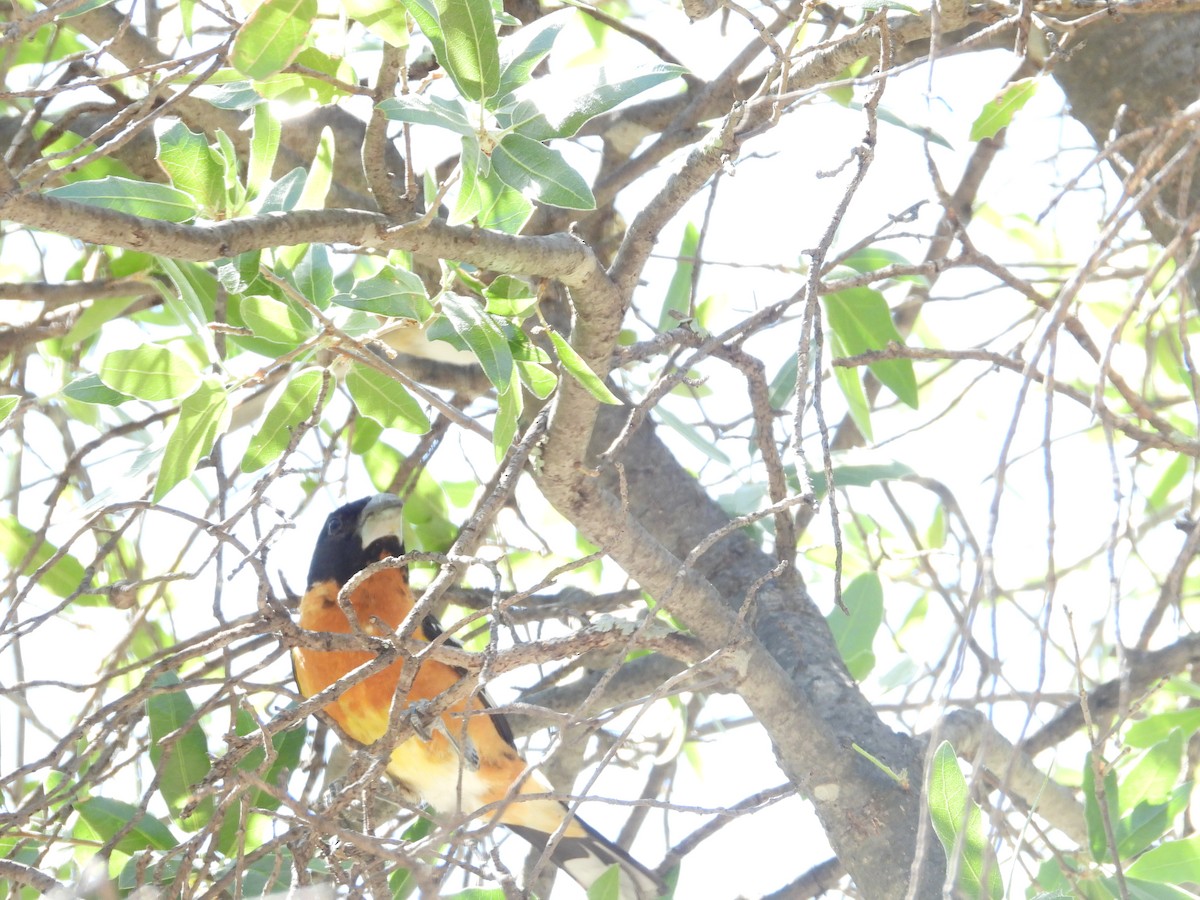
419,611,518,750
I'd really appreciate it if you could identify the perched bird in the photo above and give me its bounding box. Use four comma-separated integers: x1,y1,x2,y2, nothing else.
293,493,663,899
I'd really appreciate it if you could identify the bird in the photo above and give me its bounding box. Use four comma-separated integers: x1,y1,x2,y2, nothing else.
292,493,664,899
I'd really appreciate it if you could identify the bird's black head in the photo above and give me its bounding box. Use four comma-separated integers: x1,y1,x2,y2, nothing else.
306,494,405,587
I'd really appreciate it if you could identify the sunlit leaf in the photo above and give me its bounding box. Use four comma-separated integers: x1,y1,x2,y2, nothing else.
230,0,317,80
345,0,410,47
433,0,500,103
513,64,685,139
241,368,325,472
155,377,230,501
825,287,918,408
492,133,594,210
547,329,620,404
0,518,98,602
1125,834,1200,885
63,374,131,406
157,122,224,214
147,673,213,830
345,362,431,434
46,177,196,223
970,78,1038,142
248,103,282,196
241,295,313,345
439,293,513,391
927,742,1003,899
378,94,474,135
99,345,201,402
658,222,699,331
331,270,432,319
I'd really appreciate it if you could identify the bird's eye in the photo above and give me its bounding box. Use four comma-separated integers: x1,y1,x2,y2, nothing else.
326,517,344,537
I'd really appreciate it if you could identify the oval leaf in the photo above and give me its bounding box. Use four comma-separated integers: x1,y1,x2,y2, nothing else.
824,287,917,408
433,0,499,103
147,673,213,829
439,293,513,391
46,177,196,223
345,362,431,434
331,271,432,319
970,78,1038,142
99,345,201,402
231,0,317,80
241,295,313,345
492,133,594,210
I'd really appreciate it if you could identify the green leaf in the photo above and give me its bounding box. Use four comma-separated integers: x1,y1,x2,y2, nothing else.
156,122,224,214
241,295,314,345
1125,834,1200,884
439,293,513,391
825,572,883,680
75,797,177,854
658,222,699,331
248,103,282,195
493,383,520,461
155,377,230,501
483,275,538,318
492,133,595,210
808,458,914,495
345,0,410,46
64,294,139,347
46,176,197,223
345,363,431,434
0,517,97,602
402,470,456,553
291,245,335,308
970,77,1038,141
586,865,621,900
516,360,556,398
63,374,131,405
0,395,18,425
297,126,334,210
452,136,486,226
230,0,317,80
547,329,620,404
513,63,685,139
399,0,447,76
257,167,307,213
825,286,918,408
240,367,325,472
331,270,432,319
378,94,474,135
927,741,1003,899
432,0,500,103
1121,730,1183,810
466,154,533,233
99,345,201,402
147,673,213,830
829,329,873,440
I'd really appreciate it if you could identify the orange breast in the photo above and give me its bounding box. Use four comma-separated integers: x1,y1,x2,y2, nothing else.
293,570,579,832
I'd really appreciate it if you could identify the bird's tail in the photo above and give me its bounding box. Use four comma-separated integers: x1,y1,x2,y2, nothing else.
511,821,665,900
